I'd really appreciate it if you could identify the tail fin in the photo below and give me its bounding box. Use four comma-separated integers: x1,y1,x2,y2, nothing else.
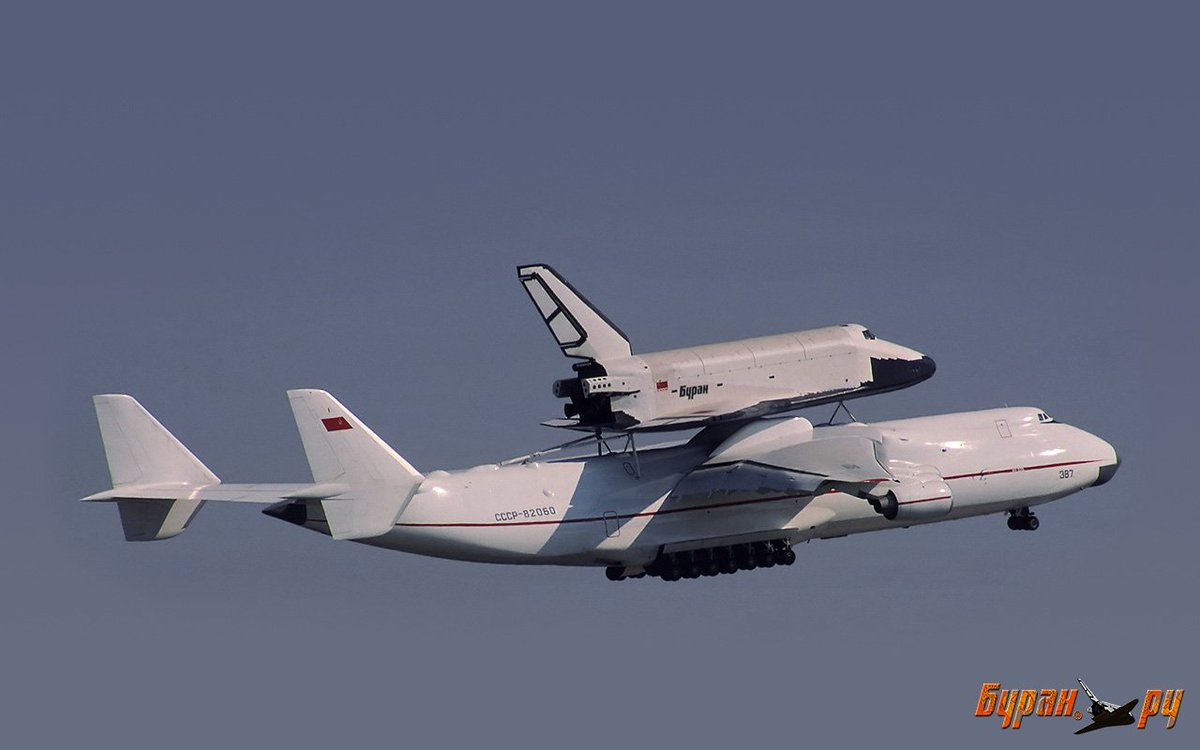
91,394,218,541
517,264,632,361
1078,679,1099,704
286,389,423,540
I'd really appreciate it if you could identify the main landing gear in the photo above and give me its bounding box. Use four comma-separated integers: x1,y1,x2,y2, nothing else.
1006,508,1040,531
606,539,797,582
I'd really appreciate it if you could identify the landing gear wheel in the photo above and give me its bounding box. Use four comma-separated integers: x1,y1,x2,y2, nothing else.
1007,509,1038,531
605,566,625,581
753,543,775,568
779,549,797,566
718,556,738,575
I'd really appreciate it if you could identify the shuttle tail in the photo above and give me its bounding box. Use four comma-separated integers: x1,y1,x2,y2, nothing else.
1078,679,1100,704
517,264,632,361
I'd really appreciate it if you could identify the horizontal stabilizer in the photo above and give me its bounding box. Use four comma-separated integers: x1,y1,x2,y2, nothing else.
82,482,348,504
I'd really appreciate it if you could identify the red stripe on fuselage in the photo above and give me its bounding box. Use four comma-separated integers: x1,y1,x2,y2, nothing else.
896,496,947,505
397,490,817,529
941,458,1099,481
394,458,1105,529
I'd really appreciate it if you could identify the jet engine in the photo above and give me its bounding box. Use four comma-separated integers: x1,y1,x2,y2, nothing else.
866,477,952,521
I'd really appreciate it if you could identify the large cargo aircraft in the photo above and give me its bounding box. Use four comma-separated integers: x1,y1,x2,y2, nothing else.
82,390,1119,581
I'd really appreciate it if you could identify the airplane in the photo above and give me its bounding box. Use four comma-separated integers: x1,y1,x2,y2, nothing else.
1075,679,1138,735
518,264,936,432
81,390,1120,581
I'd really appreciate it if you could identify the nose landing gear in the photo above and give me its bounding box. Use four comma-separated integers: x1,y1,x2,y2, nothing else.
1006,508,1040,531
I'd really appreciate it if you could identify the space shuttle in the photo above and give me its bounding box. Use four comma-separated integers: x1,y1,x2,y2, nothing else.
518,264,937,433
1075,679,1138,735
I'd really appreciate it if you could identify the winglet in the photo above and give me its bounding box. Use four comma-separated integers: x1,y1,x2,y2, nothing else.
517,264,632,361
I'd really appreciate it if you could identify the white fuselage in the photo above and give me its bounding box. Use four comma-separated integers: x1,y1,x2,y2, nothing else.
361,407,1118,566
561,323,935,431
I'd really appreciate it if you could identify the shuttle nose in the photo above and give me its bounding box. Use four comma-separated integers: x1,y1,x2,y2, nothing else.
869,355,937,390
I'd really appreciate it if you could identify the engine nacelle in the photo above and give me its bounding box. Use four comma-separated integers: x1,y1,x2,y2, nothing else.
552,378,583,399
867,477,952,521
580,375,638,397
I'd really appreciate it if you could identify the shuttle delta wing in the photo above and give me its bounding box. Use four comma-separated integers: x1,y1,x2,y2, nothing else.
1075,700,1139,735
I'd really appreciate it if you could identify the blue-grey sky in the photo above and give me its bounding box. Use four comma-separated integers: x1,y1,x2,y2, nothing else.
3,2,1196,747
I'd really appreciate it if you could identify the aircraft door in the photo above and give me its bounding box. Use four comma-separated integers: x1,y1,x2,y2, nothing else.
603,511,620,537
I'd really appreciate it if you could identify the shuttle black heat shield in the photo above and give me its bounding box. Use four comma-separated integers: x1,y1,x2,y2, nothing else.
870,355,937,394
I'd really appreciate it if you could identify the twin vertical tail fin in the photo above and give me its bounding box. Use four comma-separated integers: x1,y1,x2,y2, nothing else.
92,394,218,541
86,391,424,543
285,389,424,540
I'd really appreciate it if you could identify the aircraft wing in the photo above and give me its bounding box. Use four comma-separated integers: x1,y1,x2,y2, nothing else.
666,435,892,509
543,395,795,434
1074,719,1109,735
1114,699,1139,716
1073,700,1138,735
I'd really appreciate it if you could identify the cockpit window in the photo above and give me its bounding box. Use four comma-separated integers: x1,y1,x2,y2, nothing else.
861,329,877,340
1037,412,1055,423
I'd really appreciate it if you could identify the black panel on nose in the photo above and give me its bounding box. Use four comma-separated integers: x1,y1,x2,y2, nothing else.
870,355,937,389
916,355,936,380
1093,455,1121,486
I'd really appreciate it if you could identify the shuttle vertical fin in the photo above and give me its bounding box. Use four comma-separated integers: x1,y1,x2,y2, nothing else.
517,264,632,361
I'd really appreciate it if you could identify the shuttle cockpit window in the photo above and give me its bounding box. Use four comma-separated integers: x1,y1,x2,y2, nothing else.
1037,411,1055,423
861,328,877,340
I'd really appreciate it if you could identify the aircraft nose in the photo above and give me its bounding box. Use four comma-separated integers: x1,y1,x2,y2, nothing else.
1093,451,1121,486
915,355,936,381
869,355,937,389
1079,429,1120,487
